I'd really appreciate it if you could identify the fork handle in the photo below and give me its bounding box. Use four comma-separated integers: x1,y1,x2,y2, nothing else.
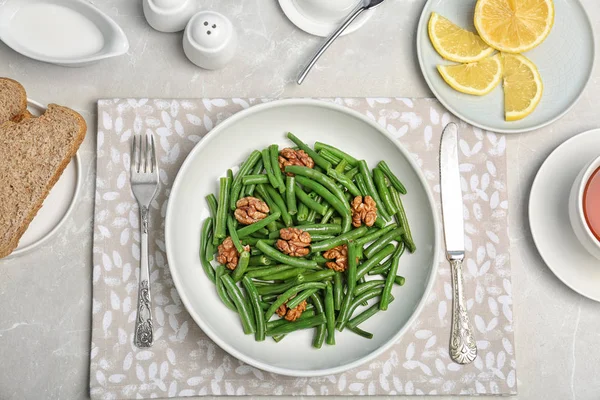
449,258,477,364
134,205,153,348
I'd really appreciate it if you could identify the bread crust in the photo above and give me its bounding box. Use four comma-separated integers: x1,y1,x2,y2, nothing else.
0,104,87,258
0,77,27,123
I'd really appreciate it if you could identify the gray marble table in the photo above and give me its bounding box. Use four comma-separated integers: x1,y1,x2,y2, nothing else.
1,1,600,399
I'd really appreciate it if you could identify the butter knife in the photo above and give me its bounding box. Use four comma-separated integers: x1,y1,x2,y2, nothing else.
440,122,477,364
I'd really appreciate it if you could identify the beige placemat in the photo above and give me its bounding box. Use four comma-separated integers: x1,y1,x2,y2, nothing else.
90,98,516,398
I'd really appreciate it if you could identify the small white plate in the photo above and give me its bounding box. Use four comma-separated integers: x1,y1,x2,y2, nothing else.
529,129,600,302
165,99,439,376
6,100,81,258
278,0,374,37
416,0,595,134
0,0,129,67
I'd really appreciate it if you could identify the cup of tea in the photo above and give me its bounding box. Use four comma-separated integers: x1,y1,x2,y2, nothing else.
569,155,600,259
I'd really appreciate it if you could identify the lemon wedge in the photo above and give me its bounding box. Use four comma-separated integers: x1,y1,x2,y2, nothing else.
502,53,543,121
428,12,494,63
474,0,554,53
437,54,502,96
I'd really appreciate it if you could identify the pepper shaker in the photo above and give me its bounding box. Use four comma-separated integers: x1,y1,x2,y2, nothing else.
183,11,238,70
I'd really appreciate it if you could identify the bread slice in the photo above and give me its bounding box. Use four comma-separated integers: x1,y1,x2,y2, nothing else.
0,78,27,124
0,104,87,258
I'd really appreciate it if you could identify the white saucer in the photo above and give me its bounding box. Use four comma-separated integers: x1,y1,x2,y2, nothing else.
278,0,374,37
6,100,82,258
529,129,600,302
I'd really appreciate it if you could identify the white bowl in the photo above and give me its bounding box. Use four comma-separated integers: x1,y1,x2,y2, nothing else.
143,0,197,33
165,99,439,376
183,11,237,70
569,155,600,259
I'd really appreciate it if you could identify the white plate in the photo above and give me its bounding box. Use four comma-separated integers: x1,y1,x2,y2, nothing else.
165,99,439,376
278,0,374,37
529,129,600,302
0,0,129,67
416,0,595,134
7,100,81,258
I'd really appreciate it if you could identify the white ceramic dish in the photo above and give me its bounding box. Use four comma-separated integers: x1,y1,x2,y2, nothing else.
143,0,197,33
416,0,595,134
0,0,129,67
278,0,374,37
529,129,600,302
6,100,81,258
165,99,439,376
183,11,238,70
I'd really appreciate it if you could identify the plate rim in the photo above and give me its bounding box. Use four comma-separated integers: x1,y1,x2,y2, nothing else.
415,0,596,134
6,99,82,258
165,98,440,377
528,128,600,302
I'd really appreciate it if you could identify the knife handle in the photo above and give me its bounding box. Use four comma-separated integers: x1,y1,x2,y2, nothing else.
449,258,477,364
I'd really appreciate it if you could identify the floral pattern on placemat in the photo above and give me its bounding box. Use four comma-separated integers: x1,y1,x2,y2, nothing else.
90,98,516,398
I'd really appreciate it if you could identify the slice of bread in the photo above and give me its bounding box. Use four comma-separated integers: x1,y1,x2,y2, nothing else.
0,78,27,124
0,104,87,258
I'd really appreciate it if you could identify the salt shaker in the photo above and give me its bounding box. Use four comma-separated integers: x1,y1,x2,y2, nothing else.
143,0,197,33
183,11,238,70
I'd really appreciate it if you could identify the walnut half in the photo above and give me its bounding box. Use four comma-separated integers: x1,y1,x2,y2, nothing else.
216,237,249,270
276,228,311,257
323,244,348,272
278,148,315,176
234,196,269,225
351,195,377,228
276,300,308,321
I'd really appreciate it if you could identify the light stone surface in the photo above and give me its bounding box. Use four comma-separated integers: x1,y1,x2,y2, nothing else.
0,0,599,399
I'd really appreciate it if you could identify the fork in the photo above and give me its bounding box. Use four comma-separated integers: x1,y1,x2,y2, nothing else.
130,133,159,348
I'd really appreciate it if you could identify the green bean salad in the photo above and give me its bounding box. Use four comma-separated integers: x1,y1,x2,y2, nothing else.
199,133,415,347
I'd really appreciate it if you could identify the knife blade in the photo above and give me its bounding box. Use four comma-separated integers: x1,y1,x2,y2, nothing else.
440,122,465,259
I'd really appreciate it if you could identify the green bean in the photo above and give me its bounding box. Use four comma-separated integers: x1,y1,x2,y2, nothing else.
245,159,264,196
358,160,391,221
291,224,341,235
272,334,286,342
232,251,250,281
236,212,281,238
242,277,266,341
390,186,416,253
310,226,369,253
215,266,236,311
214,176,231,243
327,168,361,197
259,268,305,281
356,244,396,280
347,296,394,329
200,218,216,283
264,282,327,320
353,280,385,296
310,234,335,241
354,174,369,197
355,223,398,247
242,237,275,247
255,184,281,216
205,233,215,262
256,281,296,296
335,159,348,173
265,184,293,227
310,293,326,349
305,193,320,223
337,241,357,330
266,309,316,330
294,185,328,215
269,144,286,193
380,244,402,310
268,230,281,240
287,167,349,210
347,326,373,339
285,176,298,215
206,194,218,220
256,240,319,269
227,215,244,253
347,288,384,318
320,207,336,224
324,284,336,345
242,174,269,185
395,276,406,286
314,142,358,166
221,274,255,334
230,150,262,210
357,276,369,306
245,265,293,278
227,168,233,181
291,269,335,283
261,148,281,190
286,132,332,170
367,259,393,276
311,254,329,265
345,166,359,180
287,288,319,310
378,160,407,194
296,201,309,223
317,148,341,166
373,167,398,214
266,314,327,336
364,227,404,259
333,272,343,311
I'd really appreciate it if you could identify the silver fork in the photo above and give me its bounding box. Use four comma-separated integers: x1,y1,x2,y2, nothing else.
130,132,159,348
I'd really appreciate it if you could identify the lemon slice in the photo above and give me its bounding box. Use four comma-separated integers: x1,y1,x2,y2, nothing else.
502,53,543,121
428,12,494,63
474,0,554,53
437,54,502,96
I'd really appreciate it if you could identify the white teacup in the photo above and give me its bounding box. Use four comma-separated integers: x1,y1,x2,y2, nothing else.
295,0,360,21
568,155,600,259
